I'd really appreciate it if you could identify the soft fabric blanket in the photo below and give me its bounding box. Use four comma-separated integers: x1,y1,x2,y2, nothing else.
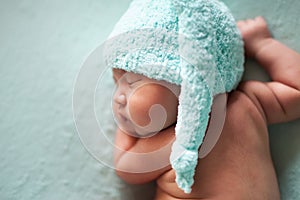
0,0,299,199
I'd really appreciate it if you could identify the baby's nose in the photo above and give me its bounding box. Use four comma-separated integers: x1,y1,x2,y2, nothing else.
114,94,127,105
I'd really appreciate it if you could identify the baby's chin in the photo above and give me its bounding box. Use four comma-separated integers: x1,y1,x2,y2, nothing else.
119,124,162,138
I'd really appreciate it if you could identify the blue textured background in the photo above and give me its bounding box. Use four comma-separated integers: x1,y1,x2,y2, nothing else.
0,0,299,199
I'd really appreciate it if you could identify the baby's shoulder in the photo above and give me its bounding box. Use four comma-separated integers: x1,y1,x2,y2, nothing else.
227,89,267,123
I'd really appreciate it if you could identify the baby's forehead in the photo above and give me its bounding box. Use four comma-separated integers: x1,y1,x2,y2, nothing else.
112,68,147,80
112,68,126,76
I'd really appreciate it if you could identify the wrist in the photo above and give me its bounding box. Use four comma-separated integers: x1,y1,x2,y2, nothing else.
253,37,274,60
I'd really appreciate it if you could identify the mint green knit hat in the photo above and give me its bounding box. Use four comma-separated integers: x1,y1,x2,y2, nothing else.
105,0,244,193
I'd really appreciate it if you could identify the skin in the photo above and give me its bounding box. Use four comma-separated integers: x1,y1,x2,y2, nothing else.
112,69,180,138
113,17,300,199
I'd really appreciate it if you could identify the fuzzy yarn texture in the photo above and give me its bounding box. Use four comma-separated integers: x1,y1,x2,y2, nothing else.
105,0,244,193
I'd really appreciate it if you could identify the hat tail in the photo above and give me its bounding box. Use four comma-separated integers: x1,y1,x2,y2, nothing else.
171,73,213,193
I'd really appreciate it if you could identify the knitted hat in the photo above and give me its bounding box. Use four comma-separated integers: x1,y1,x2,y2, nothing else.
105,0,244,193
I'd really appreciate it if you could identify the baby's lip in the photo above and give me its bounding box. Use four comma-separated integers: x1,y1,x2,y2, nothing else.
118,112,129,122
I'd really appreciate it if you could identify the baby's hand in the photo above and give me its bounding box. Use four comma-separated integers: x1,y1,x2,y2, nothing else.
237,17,272,58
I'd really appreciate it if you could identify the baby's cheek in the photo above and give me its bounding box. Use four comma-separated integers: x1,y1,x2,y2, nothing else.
128,84,179,129
128,93,152,127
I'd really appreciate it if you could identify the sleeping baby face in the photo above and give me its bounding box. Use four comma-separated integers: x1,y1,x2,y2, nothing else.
112,69,180,137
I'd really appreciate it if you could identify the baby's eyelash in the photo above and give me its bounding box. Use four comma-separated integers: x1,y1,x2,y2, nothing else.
127,79,142,85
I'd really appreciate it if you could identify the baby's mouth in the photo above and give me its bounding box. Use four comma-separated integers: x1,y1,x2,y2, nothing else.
118,112,129,122
116,110,157,138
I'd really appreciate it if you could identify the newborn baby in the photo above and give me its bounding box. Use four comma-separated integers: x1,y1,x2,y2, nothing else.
113,17,300,200
106,0,245,193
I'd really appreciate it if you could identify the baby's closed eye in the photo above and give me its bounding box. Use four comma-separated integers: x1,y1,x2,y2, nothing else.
125,73,143,86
